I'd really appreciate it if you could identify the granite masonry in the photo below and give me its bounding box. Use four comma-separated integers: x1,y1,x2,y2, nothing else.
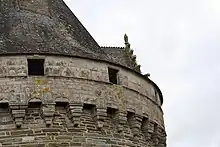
0,0,166,147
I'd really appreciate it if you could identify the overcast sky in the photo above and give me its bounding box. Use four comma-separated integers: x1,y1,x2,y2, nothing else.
64,0,220,146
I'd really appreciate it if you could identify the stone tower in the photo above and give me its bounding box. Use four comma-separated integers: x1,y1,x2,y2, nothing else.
0,0,166,147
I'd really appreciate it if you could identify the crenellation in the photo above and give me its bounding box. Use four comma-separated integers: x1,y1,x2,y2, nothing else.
0,100,167,143
0,55,165,146
0,1,165,144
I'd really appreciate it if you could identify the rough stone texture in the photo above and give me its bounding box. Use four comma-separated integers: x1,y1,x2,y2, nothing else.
0,56,166,146
0,0,104,57
102,47,141,73
0,0,141,72
0,0,166,146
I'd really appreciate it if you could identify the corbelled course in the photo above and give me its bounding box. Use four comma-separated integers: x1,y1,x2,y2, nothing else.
0,0,166,147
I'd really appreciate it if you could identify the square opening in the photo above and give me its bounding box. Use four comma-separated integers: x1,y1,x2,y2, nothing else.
28,59,45,76
107,107,117,119
108,67,118,84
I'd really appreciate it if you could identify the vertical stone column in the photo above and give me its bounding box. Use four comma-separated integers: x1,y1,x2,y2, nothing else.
94,107,107,129
152,123,159,145
115,110,127,133
147,120,155,141
157,127,167,147
127,112,143,137
131,114,143,137
141,117,149,140
9,104,27,128
67,103,83,127
41,103,55,126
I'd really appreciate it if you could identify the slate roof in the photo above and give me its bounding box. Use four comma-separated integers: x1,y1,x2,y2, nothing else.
0,0,163,104
102,46,140,72
102,46,163,104
0,0,140,71
0,0,107,60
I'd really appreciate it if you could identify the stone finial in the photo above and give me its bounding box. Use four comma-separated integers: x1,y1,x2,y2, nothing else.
124,33,128,44
123,34,141,73
132,55,136,62
124,34,131,52
135,65,141,73
129,49,134,55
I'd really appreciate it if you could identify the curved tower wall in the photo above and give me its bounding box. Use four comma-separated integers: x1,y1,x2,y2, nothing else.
0,55,166,147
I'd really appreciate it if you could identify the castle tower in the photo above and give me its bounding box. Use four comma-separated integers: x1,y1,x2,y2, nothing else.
0,0,166,146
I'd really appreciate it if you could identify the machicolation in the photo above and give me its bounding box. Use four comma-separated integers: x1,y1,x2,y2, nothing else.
0,0,166,146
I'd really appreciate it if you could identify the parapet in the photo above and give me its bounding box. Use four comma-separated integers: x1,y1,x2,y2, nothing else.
0,100,166,146
0,55,166,146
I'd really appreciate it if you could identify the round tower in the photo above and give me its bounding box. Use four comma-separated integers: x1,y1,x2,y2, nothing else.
0,0,166,146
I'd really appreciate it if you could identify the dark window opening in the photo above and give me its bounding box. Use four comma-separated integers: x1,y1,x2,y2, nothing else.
141,117,149,133
107,107,117,119
108,67,118,84
127,112,135,123
83,104,96,114
28,102,42,108
0,103,9,109
83,104,95,110
28,59,45,76
55,102,68,107
55,102,68,110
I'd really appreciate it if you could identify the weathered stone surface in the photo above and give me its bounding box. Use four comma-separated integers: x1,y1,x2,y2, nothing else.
41,104,55,126
67,103,83,127
0,0,108,62
0,54,166,146
0,0,166,145
0,0,151,72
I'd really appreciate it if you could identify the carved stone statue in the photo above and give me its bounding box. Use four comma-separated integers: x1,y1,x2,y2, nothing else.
124,34,128,44
124,33,131,50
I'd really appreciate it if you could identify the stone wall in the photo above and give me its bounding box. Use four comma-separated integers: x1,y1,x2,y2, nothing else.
0,55,166,147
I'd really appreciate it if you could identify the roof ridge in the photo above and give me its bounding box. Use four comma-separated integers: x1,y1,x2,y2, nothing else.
101,46,124,49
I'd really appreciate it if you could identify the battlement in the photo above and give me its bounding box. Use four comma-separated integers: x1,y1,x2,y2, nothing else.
0,100,166,146
0,55,166,146
0,0,166,145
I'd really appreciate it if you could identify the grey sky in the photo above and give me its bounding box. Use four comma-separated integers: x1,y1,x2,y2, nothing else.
65,0,220,146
